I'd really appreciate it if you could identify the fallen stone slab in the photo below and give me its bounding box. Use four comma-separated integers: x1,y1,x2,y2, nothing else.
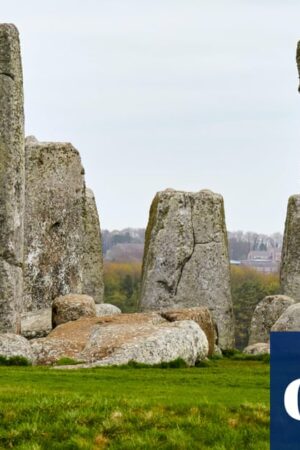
160,307,215,356
0,333,34,362
21,308,52,339
31,312,208,367
77,320,208,368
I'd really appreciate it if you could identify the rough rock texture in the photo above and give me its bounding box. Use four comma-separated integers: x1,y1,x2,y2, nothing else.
243,343,270,355
83,189,104,304
0,333,33,361
160,307,215,356
281,195,300,301
214,345,223,356
31,313,208,366
271,303,300,332
80,320,208,368
52,294,96,328
248,295,295,345
23,138,86,311
140,189,234,350
0,24,25,332
21,308,52,339
95,304,122,316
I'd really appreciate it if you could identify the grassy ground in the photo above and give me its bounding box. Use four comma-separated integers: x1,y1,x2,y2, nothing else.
0,359,269,449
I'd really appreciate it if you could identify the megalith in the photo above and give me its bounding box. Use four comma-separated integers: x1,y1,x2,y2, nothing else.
0,24,25,332
248,295,295,345
140,189,234,349
280,195,300,301
23,137,104,311
82,189,104,303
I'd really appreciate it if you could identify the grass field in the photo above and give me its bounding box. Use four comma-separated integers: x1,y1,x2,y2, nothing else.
0,359,269,449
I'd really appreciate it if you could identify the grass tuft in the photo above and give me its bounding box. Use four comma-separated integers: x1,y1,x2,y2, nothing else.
0,355,31,366
55,357,83,366
222,349,270,363
116,357,189,369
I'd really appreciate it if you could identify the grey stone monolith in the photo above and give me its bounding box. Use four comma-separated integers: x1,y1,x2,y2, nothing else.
83,189,104,303
248,295,295,345
280,195,300,301
0,24,25,332
23,138,86,310
139,189,234,350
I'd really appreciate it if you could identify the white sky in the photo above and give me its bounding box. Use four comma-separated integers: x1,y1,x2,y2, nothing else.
2,1,300,233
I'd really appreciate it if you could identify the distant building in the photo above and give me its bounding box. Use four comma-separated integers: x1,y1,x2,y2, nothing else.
240,249,281,273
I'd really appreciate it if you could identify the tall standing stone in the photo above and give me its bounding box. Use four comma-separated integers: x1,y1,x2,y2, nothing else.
0,24,25,332
140,189,234,350
23,138,104,311
83,189,104,303
23,138,86,310
280,195,300,301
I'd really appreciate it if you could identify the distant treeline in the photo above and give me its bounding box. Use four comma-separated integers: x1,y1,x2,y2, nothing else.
102,228,283,262
103,261,280,350
231,265,279,349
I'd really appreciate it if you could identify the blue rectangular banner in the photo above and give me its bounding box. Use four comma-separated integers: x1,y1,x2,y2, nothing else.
271,332,300,449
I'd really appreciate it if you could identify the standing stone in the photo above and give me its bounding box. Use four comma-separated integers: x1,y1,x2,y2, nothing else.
140,189,234,350
0,24,25,332
271,303,300,332
83,189,104,303
280,195,300,301
23,138,86,310
248,295,295,345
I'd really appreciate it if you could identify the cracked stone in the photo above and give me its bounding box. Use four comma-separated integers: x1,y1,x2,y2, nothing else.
140,189,234,350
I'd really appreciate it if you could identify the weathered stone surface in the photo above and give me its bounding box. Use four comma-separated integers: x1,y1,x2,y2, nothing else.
272,303,300,332
95,304,121,316
31,338,82,365
0,333,33,361
52,294,96,328
82,189,104,304
248,295,295,345
80,320,208,368
0,24,25,332
23,138,104,312
31,313,208,366
243,343,270,355
160,307,215,356
23,138,86,310
281,195,300,301
140,189,234,350
21,308,52,339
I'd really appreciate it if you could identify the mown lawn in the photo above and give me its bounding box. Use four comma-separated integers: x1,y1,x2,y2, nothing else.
0,359,269,449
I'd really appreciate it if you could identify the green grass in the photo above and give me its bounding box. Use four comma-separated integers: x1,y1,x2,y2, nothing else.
0,359,269,449
0,355,31,366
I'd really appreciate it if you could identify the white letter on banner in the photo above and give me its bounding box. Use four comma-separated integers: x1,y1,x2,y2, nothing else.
284,379,300,421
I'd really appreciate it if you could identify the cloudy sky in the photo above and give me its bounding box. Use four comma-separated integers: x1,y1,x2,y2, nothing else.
2,1,300,233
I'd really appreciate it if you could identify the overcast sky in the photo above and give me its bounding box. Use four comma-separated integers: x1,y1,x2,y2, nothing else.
2,1,300,233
